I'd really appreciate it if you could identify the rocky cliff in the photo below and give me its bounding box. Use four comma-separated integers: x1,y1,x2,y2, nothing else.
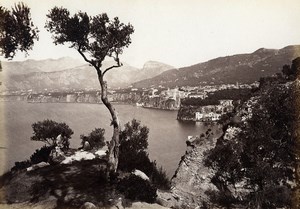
157,130,219,209
159,64,300,208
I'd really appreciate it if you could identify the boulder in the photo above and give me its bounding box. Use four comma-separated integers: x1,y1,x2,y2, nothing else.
132,169,149,181
26,162,50,172
83,141,91,151
80,202,97,209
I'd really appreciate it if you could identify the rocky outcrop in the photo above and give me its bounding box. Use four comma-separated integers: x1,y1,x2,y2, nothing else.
157,131,218,208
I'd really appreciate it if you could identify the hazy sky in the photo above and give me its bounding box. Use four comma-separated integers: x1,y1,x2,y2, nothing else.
2,0,300,68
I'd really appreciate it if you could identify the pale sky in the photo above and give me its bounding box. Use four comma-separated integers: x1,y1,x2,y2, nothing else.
2,0,300,68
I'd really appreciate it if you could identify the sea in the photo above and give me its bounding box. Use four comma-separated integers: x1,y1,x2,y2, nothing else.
0,101,221,177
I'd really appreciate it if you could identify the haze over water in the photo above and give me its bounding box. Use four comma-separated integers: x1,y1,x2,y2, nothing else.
1,101,221,176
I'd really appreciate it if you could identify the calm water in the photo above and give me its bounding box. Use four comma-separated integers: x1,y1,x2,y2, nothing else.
0,101,221,176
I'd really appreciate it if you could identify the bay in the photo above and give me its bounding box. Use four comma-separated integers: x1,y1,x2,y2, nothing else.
0,101,220,176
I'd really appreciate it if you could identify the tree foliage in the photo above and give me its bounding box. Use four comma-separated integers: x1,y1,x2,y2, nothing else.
204,80,296,208
31,119,73,149
30,145,53,165
80,128,106,149
118,119,171,190
0,3,38,59
282,57,300,80
118,119,149,172
117,174,157,203
45,7,134,68
181,88,251,106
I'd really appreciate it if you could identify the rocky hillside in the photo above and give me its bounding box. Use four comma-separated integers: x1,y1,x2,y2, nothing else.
157,131,218,209
133,61,176,82
0,150,170,209
158,59,300,208
1,57,84,75
133,45,300,88
1,59,174,91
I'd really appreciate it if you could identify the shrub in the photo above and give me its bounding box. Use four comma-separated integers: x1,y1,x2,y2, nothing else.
205,189,238,209
80,128,105,149
118,119,171,190
149,163,171,190
117,174,157,203
31,119,73,150
0,171,13,187
30,145,53,164
11,160,31,171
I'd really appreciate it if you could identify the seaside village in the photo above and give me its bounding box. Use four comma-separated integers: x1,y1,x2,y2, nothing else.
194,99,234,122
0,82,257,122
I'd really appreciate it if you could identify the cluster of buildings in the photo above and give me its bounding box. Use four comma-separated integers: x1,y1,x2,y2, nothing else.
195,100,234,122
1,82,256,122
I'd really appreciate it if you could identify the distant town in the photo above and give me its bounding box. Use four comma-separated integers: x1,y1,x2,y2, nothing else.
0,82,258,122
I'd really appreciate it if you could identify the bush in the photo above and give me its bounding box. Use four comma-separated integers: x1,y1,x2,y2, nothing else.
118,119,171,190
205,189,238,209
31,119,73,149
30,145,53,164
80,128,105,149
117,174,157,203
11,160,31,171
149,163,171,190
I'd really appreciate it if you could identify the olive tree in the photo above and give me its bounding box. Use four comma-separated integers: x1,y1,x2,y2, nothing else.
0,2,38,59
45,7,134,172
31,119,74,149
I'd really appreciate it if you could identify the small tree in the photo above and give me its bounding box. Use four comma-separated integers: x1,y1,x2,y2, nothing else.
45,7,134,172
80,128,105,150
0,2,38,59
31,119,73,149
118,119,171,189
118,119,149,172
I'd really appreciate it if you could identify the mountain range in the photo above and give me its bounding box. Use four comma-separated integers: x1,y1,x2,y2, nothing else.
1,58,175,91
1,45,300,92
133,45,300,88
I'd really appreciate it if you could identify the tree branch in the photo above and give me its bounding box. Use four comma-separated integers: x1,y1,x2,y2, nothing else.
103,63,122,77
102,51,122,76
77,48,99,71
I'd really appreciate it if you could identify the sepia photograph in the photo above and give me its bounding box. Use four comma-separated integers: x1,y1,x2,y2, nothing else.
0,0,300,208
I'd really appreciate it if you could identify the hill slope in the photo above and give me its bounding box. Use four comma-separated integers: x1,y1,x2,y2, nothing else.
1,59,174,91
133,45,300,88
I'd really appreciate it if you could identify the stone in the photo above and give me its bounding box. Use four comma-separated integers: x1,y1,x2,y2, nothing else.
80,202,97,209
83,141,91,151
27,162,50,171
132,169,149,181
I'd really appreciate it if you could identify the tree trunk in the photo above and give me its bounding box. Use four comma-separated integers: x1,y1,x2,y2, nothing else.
97,71,120,173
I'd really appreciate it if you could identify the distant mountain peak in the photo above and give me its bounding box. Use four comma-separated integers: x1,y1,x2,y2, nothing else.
253,47,278,54
142,60,175,70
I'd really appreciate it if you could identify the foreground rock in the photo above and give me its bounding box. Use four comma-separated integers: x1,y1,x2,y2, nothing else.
0,201,170,209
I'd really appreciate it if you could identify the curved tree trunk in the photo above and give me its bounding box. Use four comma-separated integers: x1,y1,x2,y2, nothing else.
97,71,120,172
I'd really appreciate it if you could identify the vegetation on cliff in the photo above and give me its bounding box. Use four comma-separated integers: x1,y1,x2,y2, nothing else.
204,58,300,209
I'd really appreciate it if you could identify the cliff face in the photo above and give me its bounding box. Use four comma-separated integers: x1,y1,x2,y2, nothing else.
157,131,219,209
170,135,217,208
27,92,102,103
